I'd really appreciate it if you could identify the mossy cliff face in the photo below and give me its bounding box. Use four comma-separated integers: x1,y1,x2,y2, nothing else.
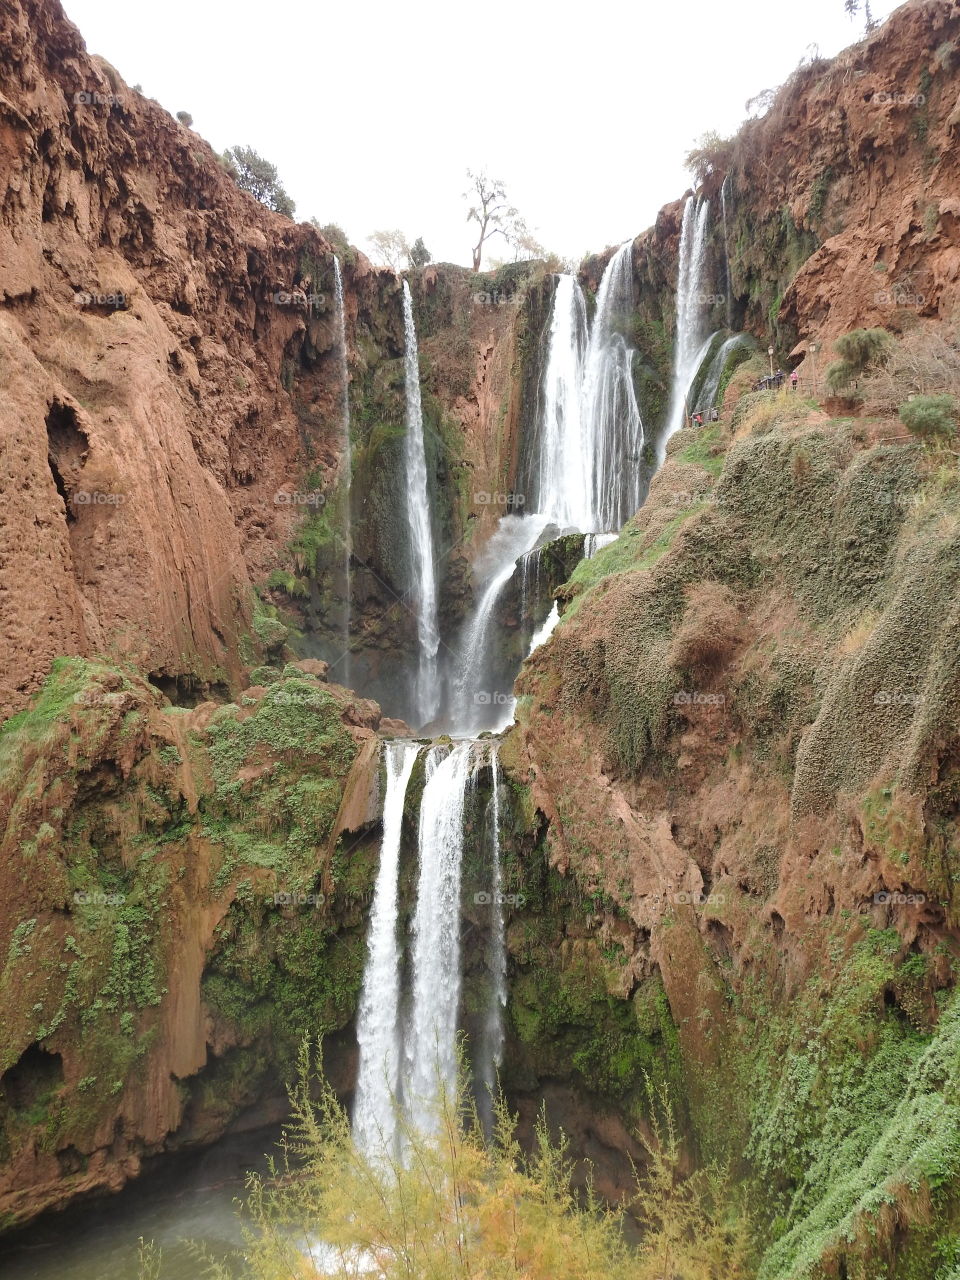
505,394,960,1276
0,658,383,1226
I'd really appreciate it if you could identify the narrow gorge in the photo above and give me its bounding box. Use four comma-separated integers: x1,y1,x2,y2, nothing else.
1,0,960,1276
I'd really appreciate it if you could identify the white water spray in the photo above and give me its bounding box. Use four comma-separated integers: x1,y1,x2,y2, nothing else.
478,744,506,1126
353,741,420,1162
662,196,712,461
403,741,474,1129
401,281,440,728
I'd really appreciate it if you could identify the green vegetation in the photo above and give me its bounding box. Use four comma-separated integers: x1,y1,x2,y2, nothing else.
826,327,894,394
900,394,959,442
140,1046,751,1280
219,145,295,218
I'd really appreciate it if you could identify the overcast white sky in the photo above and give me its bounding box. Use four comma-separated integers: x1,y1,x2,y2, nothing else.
62,0,902,268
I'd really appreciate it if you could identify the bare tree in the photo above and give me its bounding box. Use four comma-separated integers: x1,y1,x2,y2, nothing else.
464,170,527,272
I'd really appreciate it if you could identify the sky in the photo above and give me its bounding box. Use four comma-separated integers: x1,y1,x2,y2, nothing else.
62,0,903,269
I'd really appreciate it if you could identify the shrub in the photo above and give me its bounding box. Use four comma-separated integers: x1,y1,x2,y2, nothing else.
899,394,959,441
860,324,960,415
175,111,193,127
220,145,296,219
825,328,894,393
140,1048,751,1280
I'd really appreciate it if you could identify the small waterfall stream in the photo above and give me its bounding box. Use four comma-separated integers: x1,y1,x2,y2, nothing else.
662,194,712,460
333,257,353,685
401,282,441,729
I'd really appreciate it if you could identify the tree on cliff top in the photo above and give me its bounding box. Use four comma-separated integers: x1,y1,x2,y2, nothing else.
410,236,432,268
464,170,537,272
367,229,412,271
220,145,296,219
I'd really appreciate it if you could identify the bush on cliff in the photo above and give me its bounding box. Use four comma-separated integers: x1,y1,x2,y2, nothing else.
825,327,894,395
899,393,959,441
220,145,296,219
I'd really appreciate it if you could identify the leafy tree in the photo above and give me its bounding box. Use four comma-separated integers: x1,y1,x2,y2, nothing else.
220,145,296,219
684,131,736,183
367,229,411,271
175,111,193,127
826,327,894,393
899,394,959,441
410,236,431,268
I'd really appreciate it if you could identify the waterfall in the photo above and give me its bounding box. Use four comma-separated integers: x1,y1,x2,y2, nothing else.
662,195,711,461
401,281,440,729
403,741,474,1129
353,740,419,1162
720,177,734,330
523,250,644,534
693,332,750,417
527,601,559,655
527,273,589,528
451,514,552,735
579,243,646,532
478,744,506,1131
333,256,353,686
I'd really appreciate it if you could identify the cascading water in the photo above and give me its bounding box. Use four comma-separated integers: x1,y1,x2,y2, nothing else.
403,741,474,1130
525,272,590,528
449,247,649,731
333,256,353,685
477,744,506,1133
451,514,552,735
401,281,441,729
693,332,750,417
353,740,420,1162
578,243,646,532
662,195,711,461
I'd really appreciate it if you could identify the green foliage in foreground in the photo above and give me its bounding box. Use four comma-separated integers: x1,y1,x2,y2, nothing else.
140,1044,752,1279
